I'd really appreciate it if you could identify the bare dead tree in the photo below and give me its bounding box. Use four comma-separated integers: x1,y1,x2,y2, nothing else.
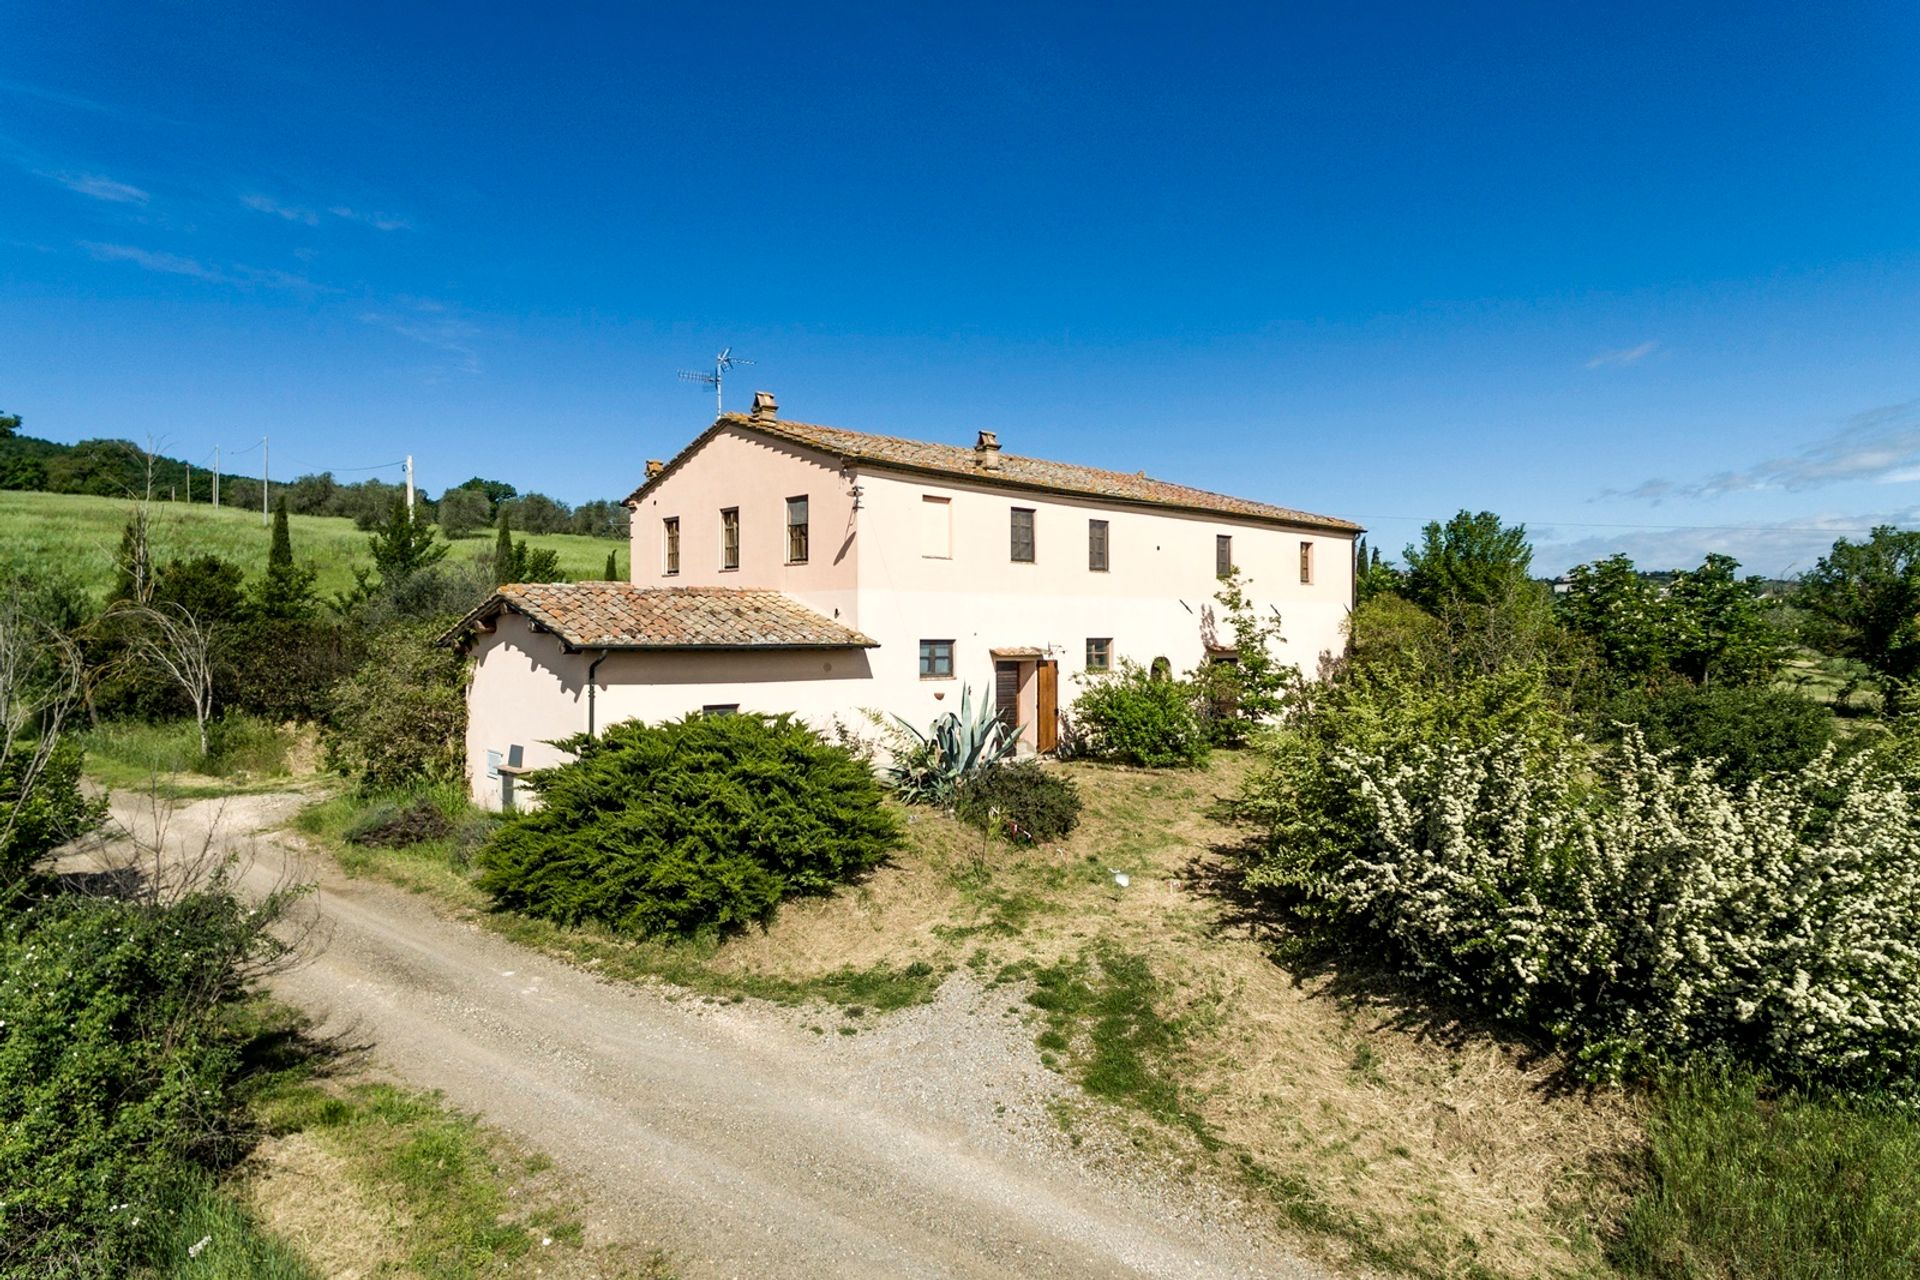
115,602,218,756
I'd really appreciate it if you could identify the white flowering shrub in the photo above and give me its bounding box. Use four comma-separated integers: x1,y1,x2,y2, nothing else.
1252,728,1920,1093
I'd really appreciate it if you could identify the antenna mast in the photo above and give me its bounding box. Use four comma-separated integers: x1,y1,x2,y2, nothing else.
678,347,754,417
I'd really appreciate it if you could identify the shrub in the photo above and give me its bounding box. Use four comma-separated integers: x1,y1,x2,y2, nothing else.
324,621,467,790
0,888,295,1273
878,683,1018,806
478,713,904,937
1589,682,1835,785
1068,661,1210,768
956,760,1082,843
345,796,456,848
0,737,106,895
1249,727,1920,1094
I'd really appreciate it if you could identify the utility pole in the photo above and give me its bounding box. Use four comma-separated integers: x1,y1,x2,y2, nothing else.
405,454,415,518
212,446,220,509
185,462,191,504
261,434,269,525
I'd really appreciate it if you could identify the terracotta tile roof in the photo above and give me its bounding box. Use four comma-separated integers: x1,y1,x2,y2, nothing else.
443,583,878,650
628,413,1362,533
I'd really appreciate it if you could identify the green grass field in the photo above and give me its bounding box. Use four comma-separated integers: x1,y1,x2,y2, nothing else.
0,490,621,601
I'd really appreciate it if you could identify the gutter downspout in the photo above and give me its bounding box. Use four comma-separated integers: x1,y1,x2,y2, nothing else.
586,650,608,738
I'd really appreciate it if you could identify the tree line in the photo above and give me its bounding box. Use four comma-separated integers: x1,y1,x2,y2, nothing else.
0,411,627,539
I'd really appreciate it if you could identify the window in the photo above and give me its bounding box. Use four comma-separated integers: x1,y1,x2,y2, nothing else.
921,495,951,558
1216,534,1233,578
1011,507,1036,563
786,495,809,564
919,639,954,679
1086,637,1112,672
1088,519,1109,571
720,507,740,570
1150,656,1172,681
1299,540,1313,584
663,517,680,575
701,704,739,717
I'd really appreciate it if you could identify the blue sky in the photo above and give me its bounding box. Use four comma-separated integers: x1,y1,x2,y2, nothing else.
2,1,1916,575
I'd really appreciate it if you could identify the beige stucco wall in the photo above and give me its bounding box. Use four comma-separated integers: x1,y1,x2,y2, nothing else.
462,612,877,809
845,466,1355,742
627,426,860,627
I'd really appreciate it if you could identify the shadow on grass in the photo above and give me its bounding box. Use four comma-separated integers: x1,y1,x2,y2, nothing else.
1180,823,1590,1097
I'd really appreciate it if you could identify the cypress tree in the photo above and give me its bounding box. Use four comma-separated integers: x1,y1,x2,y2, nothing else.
603,550,617,581
494,509,517,584
258,495,318,619
268,495,294,571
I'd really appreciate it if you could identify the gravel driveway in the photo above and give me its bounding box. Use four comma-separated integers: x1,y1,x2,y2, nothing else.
112,792,1322,1280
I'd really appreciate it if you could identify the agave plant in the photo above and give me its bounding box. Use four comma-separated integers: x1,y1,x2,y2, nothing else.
882,683,1021,806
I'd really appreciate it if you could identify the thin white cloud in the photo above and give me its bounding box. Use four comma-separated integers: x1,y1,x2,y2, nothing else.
241,193,320,225
1585,340,1659,370
81,240,332,294
329,205,411,232
360,308,481,376
82,241,223,280
49,170,149,204
1603,401,1920,504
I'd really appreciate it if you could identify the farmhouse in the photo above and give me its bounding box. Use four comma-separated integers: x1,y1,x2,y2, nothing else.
448,393,1362,808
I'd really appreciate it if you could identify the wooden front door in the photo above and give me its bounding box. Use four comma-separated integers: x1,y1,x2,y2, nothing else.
1036,660,1058,753
994,661,1021,734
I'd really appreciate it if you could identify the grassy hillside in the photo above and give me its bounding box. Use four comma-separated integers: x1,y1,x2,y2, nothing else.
0,490,620,601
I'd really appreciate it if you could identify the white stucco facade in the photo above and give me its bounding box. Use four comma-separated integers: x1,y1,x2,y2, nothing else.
461,411,1358,808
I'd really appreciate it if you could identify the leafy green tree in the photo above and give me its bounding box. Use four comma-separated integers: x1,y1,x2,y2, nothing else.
323,621,467,788
1404,510,1536,612
254,496,318,621
1558,554,1670,681
603,550,618,581
1665,553,1786,688
505,492,571,535
1799,527,1920,709
435,484,490,539
454,476,518,517
0,410,19,440
1190,568,1288,744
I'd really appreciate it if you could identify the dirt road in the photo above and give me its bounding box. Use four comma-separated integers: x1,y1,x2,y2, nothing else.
113,792,1320,1280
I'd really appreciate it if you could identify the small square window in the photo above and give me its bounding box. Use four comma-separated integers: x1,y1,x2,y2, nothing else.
720,507,740,571
787,495,809,564
1088,519,1109,572
919,639,954,679
663,517,680,575
1299,540,1313,584
1216,534,1233,578
1085,637,1112,673
1011,508,1036,563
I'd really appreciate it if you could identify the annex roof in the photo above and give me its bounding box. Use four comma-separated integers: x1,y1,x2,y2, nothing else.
443,583,878,651
627,411,1363,534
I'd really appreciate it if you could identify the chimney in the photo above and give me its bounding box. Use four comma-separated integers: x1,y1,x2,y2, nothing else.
750,390,778,422
974,429,1002,471
644,459,664,479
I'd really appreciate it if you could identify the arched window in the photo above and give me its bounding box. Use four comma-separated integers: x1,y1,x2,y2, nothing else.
1150,656,1172,681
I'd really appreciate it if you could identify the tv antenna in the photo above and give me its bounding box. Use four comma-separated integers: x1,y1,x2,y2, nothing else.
678,347,753,417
